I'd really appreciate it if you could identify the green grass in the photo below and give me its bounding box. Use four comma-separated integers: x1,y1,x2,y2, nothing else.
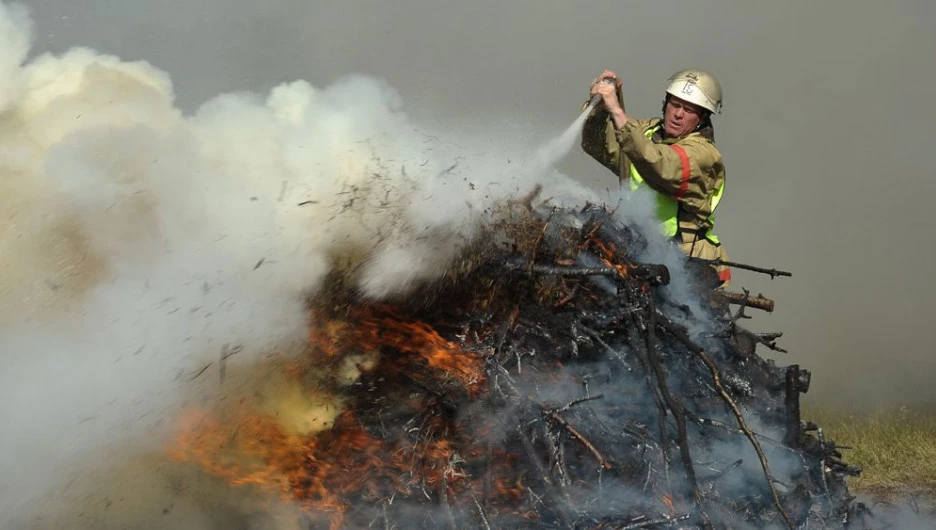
803,405,936,498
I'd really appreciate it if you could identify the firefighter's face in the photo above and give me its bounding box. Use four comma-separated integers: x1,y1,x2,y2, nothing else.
663,96,703,137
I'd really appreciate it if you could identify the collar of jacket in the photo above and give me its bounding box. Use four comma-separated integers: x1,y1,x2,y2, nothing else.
650,118,716,143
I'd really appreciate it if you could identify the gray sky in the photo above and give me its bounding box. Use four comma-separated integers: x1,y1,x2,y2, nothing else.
25,0,936,410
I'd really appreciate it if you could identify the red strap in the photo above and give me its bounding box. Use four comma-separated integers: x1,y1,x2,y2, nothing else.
669,144,691,200
718,268,732,283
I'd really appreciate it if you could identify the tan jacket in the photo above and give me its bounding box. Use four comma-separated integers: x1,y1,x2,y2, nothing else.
582,109,731,285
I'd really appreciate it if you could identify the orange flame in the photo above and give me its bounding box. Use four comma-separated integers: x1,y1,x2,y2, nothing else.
662,493,676,515
170,302,509,526
588,235,630,278
309,304,486,396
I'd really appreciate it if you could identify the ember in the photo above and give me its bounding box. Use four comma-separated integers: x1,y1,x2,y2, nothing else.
172,204,868,529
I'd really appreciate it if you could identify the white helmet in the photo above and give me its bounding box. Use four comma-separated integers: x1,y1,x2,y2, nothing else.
664,69,723,114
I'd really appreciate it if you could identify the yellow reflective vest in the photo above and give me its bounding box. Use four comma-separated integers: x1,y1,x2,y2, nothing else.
627,124,724,245
581,113,726,246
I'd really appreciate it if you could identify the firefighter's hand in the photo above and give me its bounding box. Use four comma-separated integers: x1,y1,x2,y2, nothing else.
590,70,623,112
590,71,627,127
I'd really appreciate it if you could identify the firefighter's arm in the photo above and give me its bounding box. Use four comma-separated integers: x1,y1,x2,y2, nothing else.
615,123,716,199
581,109,622,176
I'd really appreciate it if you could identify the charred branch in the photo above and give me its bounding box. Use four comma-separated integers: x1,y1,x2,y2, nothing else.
614,513,693,529
507,262,619,277
654,309,795,529
504,261,670,286
544,407,614,471
640,301,711,529
700,258,793,279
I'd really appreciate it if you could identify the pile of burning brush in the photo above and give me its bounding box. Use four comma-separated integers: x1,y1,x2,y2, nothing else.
172,203,871,529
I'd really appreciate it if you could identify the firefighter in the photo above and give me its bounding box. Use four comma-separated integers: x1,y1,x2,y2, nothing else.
582,68,731,287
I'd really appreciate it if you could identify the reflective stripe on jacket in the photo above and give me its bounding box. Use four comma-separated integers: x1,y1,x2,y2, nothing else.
626,125,724,244
581,110,731,286
581,111,726,242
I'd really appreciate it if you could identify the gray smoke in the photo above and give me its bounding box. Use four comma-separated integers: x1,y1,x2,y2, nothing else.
0,4,618,527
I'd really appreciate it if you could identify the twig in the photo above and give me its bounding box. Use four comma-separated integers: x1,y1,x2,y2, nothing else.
544,425,571,489
186,363,212,382
700,258,792,279
641,303,711,530
507,183,542,212
516,423,573,528
437,476,458,530
218,343,242,385
545,409,613,470
729,288,755,323
685,411,805,457
515,424,555,488
581,219,602,243
732,324,789,354
557,394,605,413
699,459,745,482
580,325,635,371
374,496,394,530
529,211,553,265
818,428,833,517
655,310,795,530
506,262,619,277
465,483,492,530
620,301,672,490
437,162,459,178
615,513,692,529
553,283,579,308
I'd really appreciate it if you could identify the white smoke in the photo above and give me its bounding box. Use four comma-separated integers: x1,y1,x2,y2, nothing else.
0,4,610,527
0,4,868,523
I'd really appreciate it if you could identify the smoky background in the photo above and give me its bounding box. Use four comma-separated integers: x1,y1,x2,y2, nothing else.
20,0,936,458
1,1,933,528
33,0,927,411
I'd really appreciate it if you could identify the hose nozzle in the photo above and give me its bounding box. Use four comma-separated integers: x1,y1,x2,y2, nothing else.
581,77,616,111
